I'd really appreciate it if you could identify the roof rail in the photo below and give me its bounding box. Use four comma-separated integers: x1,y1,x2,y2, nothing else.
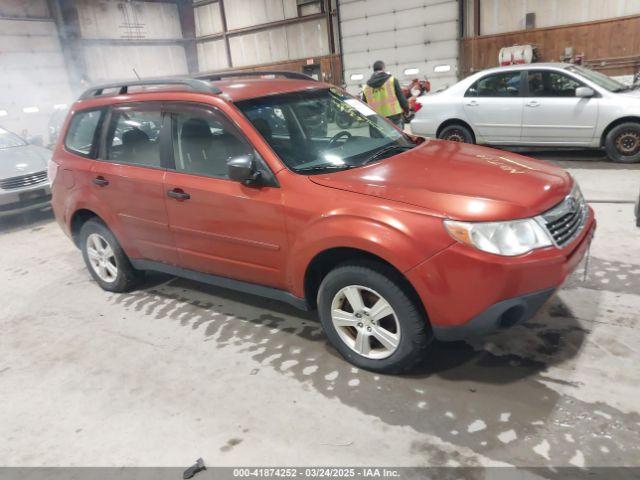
79,77,221,99
196,70,316,82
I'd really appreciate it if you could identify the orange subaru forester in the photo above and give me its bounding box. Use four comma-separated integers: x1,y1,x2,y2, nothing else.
50,72,595,373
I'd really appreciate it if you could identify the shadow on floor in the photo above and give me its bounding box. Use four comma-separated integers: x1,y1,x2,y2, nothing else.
109,270,640,469
0,208,54,234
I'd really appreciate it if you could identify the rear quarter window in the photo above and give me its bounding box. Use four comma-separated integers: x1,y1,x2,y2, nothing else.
64,109,103,157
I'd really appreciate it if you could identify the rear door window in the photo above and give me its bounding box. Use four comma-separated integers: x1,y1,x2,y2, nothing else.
105,107,163,168
65,109,103,157
466,72,522,97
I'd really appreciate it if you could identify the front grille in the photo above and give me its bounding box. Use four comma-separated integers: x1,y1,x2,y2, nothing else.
539,185,588,248
0,171,48,190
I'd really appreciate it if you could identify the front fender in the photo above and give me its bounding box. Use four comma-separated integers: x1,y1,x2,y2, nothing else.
286,206,453,298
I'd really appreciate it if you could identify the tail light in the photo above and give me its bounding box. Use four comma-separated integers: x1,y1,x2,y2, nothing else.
47,159,59,184
413,102,423,113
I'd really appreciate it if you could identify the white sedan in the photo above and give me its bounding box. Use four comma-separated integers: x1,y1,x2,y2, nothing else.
410,63,640,163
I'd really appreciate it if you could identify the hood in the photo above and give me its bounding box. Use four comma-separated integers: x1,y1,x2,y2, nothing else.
309,140,572,222
616,88,640,99
367,71,392,89
0,144,51,180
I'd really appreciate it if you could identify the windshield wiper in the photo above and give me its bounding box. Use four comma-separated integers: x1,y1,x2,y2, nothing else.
295,164,353,173
361,144,413,166
613,85,632,93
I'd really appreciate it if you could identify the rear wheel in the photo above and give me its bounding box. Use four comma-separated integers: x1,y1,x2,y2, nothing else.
605,122,640,163
438,124,474,143
317,261,432,373
80,219,142,292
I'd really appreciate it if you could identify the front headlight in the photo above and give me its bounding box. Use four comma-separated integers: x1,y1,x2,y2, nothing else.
444,218,552,256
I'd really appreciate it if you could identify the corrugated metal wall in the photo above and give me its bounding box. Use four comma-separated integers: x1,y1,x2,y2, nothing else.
223,0,298,30
75,0,189,81
0,0,73,142
480,0,640,35
339,0,460,94
194,0,331,73
227,18,329,68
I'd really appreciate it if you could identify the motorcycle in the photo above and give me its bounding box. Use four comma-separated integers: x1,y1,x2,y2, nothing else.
402,78,430,123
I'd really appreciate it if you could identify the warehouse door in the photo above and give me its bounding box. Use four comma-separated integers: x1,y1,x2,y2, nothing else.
338,0,459,95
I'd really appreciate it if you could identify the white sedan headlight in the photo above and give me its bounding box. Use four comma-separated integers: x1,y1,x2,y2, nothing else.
444,218,552,256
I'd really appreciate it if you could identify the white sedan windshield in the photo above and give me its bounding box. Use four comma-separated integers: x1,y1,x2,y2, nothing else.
0,127,27,149
566,65,628,93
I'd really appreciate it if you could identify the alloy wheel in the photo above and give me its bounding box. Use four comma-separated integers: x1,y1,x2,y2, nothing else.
86,233,118,283
330,285,400,359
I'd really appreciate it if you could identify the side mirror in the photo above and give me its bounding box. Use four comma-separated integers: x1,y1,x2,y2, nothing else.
227,155,262,186
576,86,595,98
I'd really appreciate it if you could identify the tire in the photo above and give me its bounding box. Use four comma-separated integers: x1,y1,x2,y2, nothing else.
317,260,432,373
79,218,142,292
438,124,474,143
605,122,640,163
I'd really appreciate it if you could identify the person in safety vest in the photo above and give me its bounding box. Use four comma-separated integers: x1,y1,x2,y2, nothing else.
362,60,409,129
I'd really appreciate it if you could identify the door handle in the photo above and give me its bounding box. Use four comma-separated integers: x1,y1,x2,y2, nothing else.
167,188,191,200
466,100,479,107
525,101,540,107
92,176,109,187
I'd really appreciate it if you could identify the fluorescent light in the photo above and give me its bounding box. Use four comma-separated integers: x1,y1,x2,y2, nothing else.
403,68,420,76
434,64,451,73
54,104,68,110
0,110,7,117
350,73,364,81
23,106,39,113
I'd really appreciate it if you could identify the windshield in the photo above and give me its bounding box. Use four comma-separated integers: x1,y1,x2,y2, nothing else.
236,88,414,174
565,65,628,92
0,127,27,149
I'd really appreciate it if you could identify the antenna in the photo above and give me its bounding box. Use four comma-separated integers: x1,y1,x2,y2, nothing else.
132,68,141,80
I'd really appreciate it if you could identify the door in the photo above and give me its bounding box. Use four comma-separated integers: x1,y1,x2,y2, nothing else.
163,103,288,289
521,70,599,145
462,71,524,144
339,0,459,95
90,103,178,264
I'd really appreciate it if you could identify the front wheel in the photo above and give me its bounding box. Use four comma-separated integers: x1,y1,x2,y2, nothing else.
317,261,432,373
438,124,474,143
605,122,640,163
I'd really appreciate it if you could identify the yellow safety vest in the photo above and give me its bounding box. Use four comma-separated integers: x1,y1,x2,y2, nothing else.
363,75,403,117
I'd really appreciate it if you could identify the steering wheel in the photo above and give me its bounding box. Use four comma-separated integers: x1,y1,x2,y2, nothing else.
327,130,353,149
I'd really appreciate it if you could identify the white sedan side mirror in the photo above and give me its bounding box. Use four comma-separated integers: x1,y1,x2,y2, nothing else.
576,87,595,98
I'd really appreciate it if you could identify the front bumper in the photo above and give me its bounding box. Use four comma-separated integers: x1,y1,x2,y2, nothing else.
432,287,556,341
406,207,596,341
0,183,52,217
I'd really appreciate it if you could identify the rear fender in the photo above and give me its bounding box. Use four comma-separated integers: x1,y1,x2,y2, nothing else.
65,188,140,258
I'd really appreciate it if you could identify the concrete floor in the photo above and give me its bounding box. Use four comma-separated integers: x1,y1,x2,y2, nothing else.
1,154,639,470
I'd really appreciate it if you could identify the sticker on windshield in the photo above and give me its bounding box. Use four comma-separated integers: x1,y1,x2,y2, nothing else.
345,98,376,117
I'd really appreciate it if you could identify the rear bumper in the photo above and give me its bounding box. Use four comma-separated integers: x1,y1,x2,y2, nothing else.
407,208,596,341
409,117,437,137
